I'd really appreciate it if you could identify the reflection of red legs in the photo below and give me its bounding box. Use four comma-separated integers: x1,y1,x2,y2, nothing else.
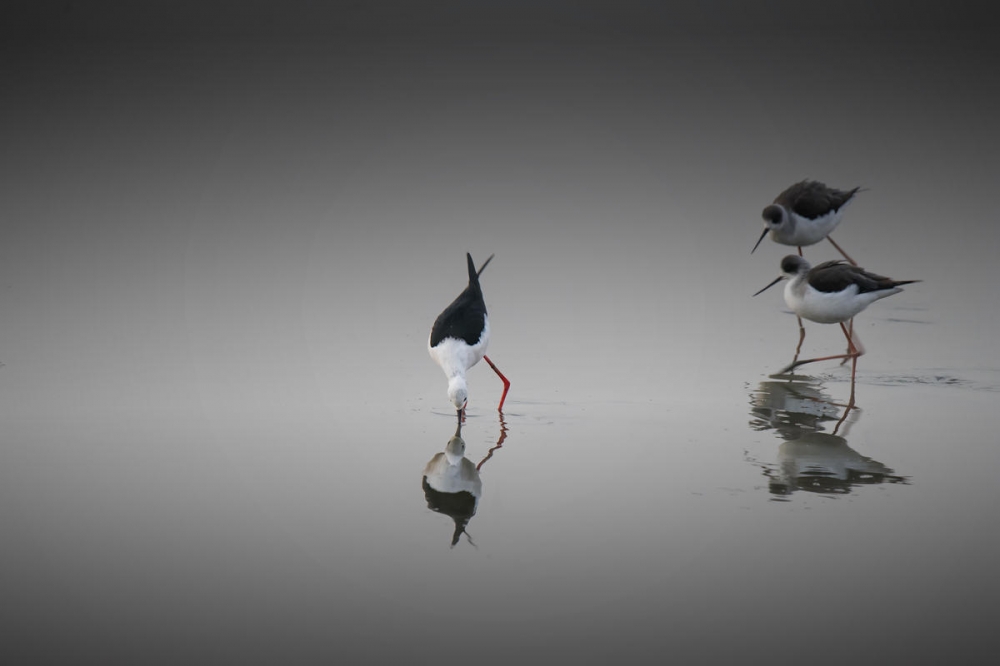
846,353,858,409
842,323,861,410
826,235,857,266
833,400,855,436
834,340,860,436
784,322,862,433
779,322,864,375
483,355,510,412
476,412,508,471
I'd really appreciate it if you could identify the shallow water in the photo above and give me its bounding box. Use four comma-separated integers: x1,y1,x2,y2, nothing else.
3,12,999,664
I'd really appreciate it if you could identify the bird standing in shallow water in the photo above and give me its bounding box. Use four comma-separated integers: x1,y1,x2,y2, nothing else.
753,179,863,358
754,255,919,408
429,252,510,422
752,180,861,265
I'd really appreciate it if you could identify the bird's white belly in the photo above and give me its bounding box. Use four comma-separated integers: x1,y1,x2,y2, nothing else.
781,209,843,246
428,317,490,378
786,284,868,323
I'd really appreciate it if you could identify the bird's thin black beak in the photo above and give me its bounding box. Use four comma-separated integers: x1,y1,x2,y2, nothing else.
753,275,784,297
750,227,769,254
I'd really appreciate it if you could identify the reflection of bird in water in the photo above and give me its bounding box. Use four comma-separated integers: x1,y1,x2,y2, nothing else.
766,431,906,497
749,379,908,497
422,423,483,547
750,380,843,438
428,252,511,423
422,416,509,547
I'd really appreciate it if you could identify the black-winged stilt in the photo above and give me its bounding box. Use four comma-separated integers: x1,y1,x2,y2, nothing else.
754,255,919,407
429,252,510,422
752,179,861,265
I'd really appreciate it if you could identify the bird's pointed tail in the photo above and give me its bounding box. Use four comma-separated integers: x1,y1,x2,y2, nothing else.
467,252,495,283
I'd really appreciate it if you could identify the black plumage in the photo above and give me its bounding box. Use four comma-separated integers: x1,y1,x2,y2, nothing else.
774,180,861,220
429,253,493,348
798,258,919,294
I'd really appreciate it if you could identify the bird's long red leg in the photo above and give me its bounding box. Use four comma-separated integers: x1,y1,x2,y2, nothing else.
793,316,806,363
826,235,857,266
779,323,864,376
841,318,855,364
842,322,865,358
797,246,804,257
780,352,854,375
483,355,510,412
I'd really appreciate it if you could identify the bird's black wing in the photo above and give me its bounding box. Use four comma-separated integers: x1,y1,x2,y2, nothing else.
808,261,867,293
779,180,860,219
429,252,492,347
810,260,908,294
430,290,487,347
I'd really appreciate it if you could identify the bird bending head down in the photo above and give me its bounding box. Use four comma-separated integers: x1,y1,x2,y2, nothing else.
428,252,511,421
447,377,468,411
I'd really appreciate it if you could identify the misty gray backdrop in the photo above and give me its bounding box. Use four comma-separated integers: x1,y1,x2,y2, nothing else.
2,3,998,664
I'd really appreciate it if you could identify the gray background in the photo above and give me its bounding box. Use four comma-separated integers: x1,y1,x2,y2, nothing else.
3,3,999,664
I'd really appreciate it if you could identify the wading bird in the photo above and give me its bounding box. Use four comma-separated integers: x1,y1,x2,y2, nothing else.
429,252,510,422
754,255,919,407
752,179,861,265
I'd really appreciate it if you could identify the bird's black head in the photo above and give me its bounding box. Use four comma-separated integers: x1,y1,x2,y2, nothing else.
753,255,811,297
761,204,785,226
780,254,809,275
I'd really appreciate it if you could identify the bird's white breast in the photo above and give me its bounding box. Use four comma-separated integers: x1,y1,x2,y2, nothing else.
785,280,900,324
779,208,844,246
428,316,490,378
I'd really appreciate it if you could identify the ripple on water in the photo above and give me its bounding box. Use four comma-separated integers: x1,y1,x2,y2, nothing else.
814,369,1000,392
